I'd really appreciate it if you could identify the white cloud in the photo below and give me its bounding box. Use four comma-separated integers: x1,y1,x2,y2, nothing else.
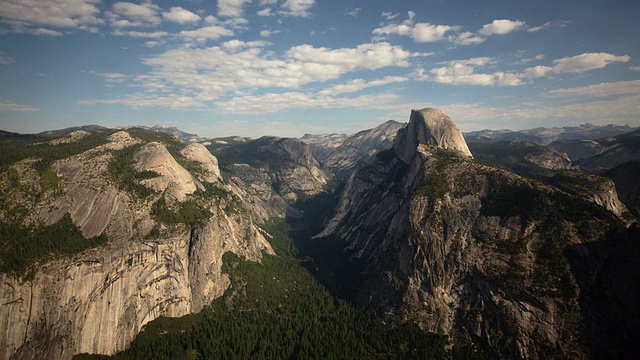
82,42,421,110
162,7,201,24
421,52,631,87
145,40,162,48
318,76,409,96
551,52,630,73
218,0,251,18
528,22,551,32
373,12,459,43
547,80,640,98
0,0,102,34
89,71,128,84
260,29,280,37
479,19,525,36
259,0,278,5
631,66,640,71
0,102,39,112
418,57,522,86
112,29,168,38
285,42,420,71
281,0,316,17
107,1,162,27
179,26,234,41
522,52,630,79
450,31,485,45
257,8,273,17
381,12,400,20
443,95,640,131
214,91,400,114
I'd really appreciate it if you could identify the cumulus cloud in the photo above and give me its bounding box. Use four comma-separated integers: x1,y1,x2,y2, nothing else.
112,29,168,38
420,52,630,87
417,57,522,86
281,0,316,17
106,1,162,27
257,8,273,17
551,53,630,73
450,31,485,45
373,12,459,43
0,0,102,34
179,26,234,42
381,12,400,20
214,91,400,114
81,41,422,110
318,76,409,96
260,29,280,37
522,52,630,79
479,19,526,36
162,7,201,24
218,0,251,18
547,80,640,98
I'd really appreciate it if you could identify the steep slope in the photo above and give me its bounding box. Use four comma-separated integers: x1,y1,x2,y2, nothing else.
547,139,606,161
303,120,404,179
0,128,276,359
209,136,330,202
606,160,640,215
576,129,640,171
394,108,472,162
317,108,639,359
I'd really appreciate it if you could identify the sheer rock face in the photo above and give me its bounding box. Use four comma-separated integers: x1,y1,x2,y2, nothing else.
0,131,274,360
180,143,221,183
394,108,473,163
134,142,198,202
319,109,637,359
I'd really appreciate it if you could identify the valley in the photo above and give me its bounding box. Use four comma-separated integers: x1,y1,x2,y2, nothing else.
0,109,639,359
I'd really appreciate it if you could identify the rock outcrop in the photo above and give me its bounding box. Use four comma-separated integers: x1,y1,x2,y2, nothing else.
394,108,472,163
134,142,198,202
180,143,221,183
0,129,275,359
317,108,637,359
304,120,404,179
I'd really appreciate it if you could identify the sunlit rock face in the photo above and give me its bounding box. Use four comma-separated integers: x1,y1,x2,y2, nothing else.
394,108,473,163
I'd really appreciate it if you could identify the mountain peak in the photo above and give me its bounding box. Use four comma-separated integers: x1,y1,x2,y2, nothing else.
393,107,473,163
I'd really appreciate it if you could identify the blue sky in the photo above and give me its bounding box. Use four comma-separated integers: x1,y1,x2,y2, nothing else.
0,0,639,138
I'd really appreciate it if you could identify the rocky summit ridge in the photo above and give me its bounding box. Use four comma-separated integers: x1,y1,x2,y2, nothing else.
394,108,473,163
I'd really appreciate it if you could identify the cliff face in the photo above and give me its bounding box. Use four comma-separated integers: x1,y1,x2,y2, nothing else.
394,108,472,163
318,109,638,359
0,129,274,359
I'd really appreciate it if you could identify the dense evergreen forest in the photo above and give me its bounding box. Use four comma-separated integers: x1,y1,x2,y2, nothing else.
74,197,488,359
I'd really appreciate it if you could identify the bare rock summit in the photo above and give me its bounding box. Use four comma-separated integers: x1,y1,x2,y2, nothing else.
394,108,473,163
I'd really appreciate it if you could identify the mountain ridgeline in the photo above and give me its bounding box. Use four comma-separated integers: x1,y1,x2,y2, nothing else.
0,110,638,359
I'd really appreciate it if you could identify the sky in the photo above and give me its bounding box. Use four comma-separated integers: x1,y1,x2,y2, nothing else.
0,0,639,138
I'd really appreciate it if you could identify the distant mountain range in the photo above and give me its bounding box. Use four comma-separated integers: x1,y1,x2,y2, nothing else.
465,123,639,145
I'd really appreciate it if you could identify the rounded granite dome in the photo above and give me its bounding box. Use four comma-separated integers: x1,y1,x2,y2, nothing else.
393,107,473,163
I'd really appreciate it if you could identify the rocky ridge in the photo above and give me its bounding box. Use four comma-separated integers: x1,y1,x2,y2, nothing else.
0,128,276,359
317,108,638,359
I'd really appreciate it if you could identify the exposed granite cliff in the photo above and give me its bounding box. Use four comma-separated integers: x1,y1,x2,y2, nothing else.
0,129,275,359
394,108,472,163
317,108,638,359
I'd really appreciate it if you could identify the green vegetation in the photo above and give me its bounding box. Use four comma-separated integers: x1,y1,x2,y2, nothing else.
151,197,212,227
84,217,451,360
0,130,112,176
0,213,107,276
108,144,159,199
414,171,449,200
40,166,62,194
